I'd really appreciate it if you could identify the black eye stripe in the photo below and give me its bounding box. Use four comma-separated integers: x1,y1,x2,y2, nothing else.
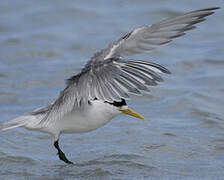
105,99,127,107
92,97,127,107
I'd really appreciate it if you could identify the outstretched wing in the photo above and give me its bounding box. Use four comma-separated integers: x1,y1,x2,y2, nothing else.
41,58,170,125
91,7,219,60
66,58,171,103
40,7,219,125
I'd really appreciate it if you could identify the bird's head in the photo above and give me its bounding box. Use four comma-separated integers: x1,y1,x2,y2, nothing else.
107,99,145,120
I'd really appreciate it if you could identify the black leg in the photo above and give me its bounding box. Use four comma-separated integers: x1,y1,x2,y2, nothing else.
54,140,73,164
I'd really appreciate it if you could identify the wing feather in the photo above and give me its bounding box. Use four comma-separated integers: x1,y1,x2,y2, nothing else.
41,58,169,125
89,7,219,60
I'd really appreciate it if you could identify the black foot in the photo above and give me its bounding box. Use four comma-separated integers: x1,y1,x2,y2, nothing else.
54,140,74,164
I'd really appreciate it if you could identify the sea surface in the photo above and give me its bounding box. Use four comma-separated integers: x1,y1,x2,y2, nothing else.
0,0,224,179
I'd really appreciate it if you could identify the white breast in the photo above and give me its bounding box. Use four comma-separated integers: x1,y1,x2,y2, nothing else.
57,100,121,134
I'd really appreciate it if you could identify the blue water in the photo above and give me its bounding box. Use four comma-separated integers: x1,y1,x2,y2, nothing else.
0,0,224,179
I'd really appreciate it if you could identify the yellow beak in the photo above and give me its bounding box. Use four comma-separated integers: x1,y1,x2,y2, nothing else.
121,108,145,120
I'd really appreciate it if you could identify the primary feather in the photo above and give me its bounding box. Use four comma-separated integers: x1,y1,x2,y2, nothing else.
91,7,219,60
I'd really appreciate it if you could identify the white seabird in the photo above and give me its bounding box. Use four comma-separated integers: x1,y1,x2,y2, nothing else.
0,7,219,164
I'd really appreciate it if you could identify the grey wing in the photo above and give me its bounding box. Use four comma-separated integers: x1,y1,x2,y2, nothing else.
41,58,170,125
68,58,171,102
91,7,219,60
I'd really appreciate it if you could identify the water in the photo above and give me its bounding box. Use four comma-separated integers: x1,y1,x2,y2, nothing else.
0,0,224,179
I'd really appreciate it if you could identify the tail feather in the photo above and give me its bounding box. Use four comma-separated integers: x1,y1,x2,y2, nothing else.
0,114,43,131
0,116,28,131
0,122,23,131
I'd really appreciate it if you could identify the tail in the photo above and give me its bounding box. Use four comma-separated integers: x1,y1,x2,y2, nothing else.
0,114,42,131
0,116,29,131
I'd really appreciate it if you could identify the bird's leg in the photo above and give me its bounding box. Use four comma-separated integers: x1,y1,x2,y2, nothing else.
54,140,73,164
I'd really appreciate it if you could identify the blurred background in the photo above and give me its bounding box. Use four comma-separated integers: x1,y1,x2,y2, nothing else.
0,0,223,179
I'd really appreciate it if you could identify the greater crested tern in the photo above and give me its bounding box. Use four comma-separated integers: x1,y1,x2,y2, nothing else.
0,7,219,164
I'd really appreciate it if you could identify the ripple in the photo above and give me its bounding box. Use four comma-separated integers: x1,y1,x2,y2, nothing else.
140,144,166,151
51,158,154,179
0,155,35,165
163,133,177,137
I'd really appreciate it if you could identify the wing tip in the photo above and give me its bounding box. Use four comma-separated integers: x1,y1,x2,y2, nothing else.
162,68,171,74
198,7,221,11
189,7,221,14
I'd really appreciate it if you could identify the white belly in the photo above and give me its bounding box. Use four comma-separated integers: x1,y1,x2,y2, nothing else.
56,100,121,134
